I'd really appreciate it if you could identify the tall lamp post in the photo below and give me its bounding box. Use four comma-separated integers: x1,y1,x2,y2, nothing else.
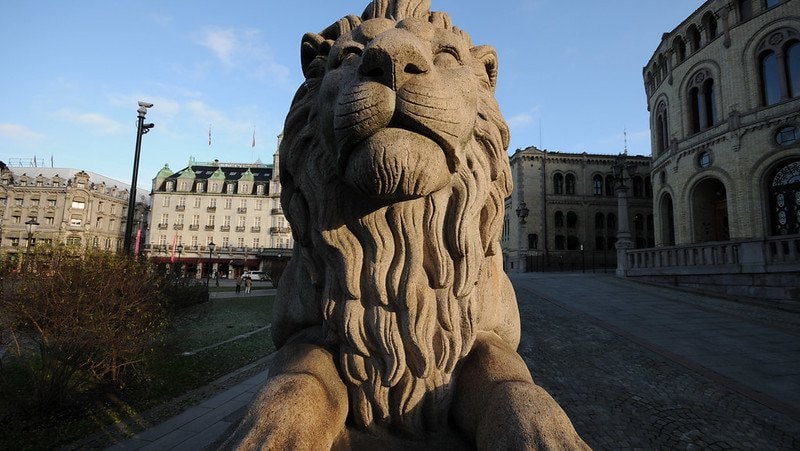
124,101,154,255
515,201,529,272
176,243,184,276
206,241,216,287
611,153,637,276
25,218,39,249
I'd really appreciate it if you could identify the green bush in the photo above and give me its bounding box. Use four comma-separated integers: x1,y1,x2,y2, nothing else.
0,247,167,408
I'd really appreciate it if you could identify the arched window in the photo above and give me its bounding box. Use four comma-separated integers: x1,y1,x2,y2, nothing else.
528,233,538,250
645,177,653,198
703,12,718,41
553,173,564,194
605,175,615,197
566,211,578,228
633,176,644,197
565,174,576,195
555,235,565,250
634,214,644,231
655,101,669,155
769,159,800,235
761,51,781,105
607,213,617,230
555,211,564,228
757,29,800,104
595,236,605,250
765,0,780,8
687,24,701,53
595,212,605,229
674,36,687,63
738,0,753,21
592,175,603,196
688,70,717,133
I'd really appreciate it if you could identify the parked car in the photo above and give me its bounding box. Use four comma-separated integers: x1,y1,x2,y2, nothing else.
241,271,270,282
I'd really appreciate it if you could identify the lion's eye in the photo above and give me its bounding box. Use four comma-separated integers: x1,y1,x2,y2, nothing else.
433,47,460,68
337,46,363,66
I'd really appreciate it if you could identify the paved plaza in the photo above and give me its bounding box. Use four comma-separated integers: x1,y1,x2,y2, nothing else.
99,273,800,450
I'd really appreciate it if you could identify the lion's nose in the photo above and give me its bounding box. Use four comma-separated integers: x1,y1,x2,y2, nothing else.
359,30,430,90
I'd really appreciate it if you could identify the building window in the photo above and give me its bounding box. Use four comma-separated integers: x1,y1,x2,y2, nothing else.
605,175,615,197
565,174,576,195
765,0,780,8
225,199,232,209
528,233,538,250
70,217,82,227
162,196,170,207
595,213,605,229
177,213,184,225
253,238,260,248
702,12,718,41
655,101,669,155
237,237,245,247
566,211,578,228
207,215,215,226
688,70,717,133
191,236,198,247
633,176,645,197
194,197,201,208
554,211,564,228
698,151,712,168
255,200,263,210
223,215,231,227
222,237,229,247
256,184,265,195
776,125,799,146
607,213,617,230
757,29,800,105
738,0,752,21
687,24,701,53
192,215,200,226
196,181,204,193
179,197,186,208
592,175,603,195
553,174,564,194
71,200,86,209
209,198,217,208
555,235,565,250
769,159,800,235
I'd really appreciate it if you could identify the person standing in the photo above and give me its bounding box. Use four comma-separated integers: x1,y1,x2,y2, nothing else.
235,274,242,294
244,276,252,294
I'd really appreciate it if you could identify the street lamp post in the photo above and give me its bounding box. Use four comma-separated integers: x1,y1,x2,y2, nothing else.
25,218,39,249
176,243,184,276
515,201,529,272
206,241,216,287
611,153,637,276
124,101,154,255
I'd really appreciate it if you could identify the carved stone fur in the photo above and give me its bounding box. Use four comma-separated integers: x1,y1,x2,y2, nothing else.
223,1,590,449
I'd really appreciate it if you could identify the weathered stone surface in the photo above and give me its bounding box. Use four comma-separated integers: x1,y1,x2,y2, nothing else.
221,1,589,449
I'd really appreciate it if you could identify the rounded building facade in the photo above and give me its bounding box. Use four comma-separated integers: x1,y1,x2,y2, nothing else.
644,0,800,245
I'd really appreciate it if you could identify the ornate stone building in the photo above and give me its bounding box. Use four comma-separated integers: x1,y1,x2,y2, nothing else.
146,147,292,278
644,0,800,245
0,165,143,257
502,147,652,272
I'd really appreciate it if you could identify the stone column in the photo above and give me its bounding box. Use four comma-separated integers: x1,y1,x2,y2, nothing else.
615,185,634,276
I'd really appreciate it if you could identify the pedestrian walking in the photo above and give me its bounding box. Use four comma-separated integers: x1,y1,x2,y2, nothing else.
215,271,220,287
244,276,252,294
235,275,242,294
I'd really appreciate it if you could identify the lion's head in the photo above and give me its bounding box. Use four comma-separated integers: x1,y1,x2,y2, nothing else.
274,0,518,436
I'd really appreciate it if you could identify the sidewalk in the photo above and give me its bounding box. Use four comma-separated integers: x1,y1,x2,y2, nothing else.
101,272,800,450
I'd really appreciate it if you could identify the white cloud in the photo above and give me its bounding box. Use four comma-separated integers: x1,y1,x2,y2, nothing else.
196,27,290,82
0,124,45,141
507,106,542,127
55,109,124,134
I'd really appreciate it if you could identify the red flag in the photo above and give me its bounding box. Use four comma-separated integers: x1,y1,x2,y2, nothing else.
134,229,141,256
170,235,177,263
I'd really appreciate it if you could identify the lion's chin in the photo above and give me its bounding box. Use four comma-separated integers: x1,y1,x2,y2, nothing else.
343,128,451,200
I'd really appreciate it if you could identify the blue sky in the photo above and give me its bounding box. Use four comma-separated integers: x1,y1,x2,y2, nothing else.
0,1,701,187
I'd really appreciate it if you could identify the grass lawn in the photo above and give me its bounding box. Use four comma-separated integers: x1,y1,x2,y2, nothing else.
0,293,276,450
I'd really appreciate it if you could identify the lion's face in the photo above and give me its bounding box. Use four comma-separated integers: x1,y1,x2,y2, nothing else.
313,17,498,200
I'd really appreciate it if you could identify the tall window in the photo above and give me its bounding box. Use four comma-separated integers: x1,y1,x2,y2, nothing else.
655,101,669,154
687,24,701,53
769,159,800,235
738,0,752,21
595,213,605,229
605,175,615,197
702,12,718,41
565,174,576,195
757,29,800,105
592,175,603,195
553,174,564,194
554,211,564,228
566,211,578,228
688,70,717,133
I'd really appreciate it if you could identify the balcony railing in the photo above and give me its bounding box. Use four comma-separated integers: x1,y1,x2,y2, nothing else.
207,206,216,212
157,223,168,230
235,226,246,232
270,226,291,234
220,225,231,232
175,205,185,211
189,224,200,231
251,226,261,233
237,207,247,214
271,208,283,215
173,223,184,230
205,225,215,231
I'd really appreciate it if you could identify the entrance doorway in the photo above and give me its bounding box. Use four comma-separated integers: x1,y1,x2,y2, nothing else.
769,159,800,235
692,178,729,242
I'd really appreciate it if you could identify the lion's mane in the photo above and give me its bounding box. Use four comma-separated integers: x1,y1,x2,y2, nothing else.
273,0,518,436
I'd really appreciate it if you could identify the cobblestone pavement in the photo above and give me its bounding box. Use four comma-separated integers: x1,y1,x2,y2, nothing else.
511,272,800,450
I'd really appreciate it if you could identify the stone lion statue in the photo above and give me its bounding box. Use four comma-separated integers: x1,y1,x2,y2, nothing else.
224,1,589,449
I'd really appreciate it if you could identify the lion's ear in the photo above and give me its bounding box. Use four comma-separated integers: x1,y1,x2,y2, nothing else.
471,45,498,91
301,33,326,79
